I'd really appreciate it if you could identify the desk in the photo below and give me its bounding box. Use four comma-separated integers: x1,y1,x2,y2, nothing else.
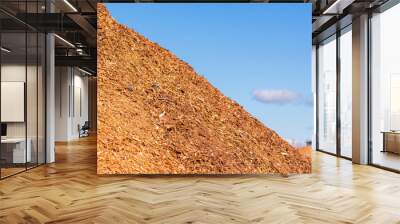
1,138,31,163
382,131,400,154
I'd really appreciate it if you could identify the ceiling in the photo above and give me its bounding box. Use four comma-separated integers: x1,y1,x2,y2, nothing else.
0,0,97,73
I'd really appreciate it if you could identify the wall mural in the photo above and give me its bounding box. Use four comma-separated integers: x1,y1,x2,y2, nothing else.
97,4,311,175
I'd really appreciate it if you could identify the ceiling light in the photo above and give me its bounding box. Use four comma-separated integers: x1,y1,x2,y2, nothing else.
1,47,11,53
323,0,355,15
54,34,75,48
78,67,93,76
63,0,78,12
323,0,341,14
76,48,85,56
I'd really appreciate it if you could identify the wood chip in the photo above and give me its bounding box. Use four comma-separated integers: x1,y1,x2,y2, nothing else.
97,4,311,175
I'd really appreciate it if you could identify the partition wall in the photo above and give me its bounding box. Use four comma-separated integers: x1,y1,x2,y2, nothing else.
0,1,47,179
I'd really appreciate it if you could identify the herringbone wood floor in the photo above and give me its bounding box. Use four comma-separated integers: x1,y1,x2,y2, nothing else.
1,135,400,224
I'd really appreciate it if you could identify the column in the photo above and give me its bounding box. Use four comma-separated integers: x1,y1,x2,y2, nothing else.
352,14,369,164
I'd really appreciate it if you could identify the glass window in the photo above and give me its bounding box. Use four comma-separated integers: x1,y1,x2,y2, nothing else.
318,35,337,154
339,27,352,158
371,3,400,171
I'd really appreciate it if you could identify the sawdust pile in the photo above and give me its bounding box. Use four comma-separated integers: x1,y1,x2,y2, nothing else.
97,4,311,175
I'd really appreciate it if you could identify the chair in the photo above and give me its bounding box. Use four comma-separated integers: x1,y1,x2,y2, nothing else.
79,121,90,138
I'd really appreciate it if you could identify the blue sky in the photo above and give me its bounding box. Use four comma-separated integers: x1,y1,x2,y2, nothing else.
107,3,313,144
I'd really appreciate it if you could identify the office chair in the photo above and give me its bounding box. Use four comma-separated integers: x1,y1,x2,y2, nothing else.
79,121,90,138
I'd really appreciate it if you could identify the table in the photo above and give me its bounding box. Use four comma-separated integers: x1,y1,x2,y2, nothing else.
381,131,400,154
1,138,31,164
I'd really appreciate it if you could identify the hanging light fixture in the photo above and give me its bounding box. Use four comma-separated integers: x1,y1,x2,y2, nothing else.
1,47,11,53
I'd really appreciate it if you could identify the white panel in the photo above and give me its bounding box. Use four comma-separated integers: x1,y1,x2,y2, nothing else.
1,82,25,122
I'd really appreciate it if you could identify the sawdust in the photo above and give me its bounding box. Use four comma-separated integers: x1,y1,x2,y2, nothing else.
97,4,311,175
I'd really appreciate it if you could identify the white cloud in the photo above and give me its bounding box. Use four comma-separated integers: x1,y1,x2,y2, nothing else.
252,89,300,105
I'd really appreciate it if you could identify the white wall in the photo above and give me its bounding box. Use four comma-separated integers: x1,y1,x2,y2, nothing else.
55,66,70,141
72,72,89,138
1,65,26,140
55,67,89,141
1,64,39,138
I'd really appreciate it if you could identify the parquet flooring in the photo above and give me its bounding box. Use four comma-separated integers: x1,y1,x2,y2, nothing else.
1,135,400,223
0,167,26,178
